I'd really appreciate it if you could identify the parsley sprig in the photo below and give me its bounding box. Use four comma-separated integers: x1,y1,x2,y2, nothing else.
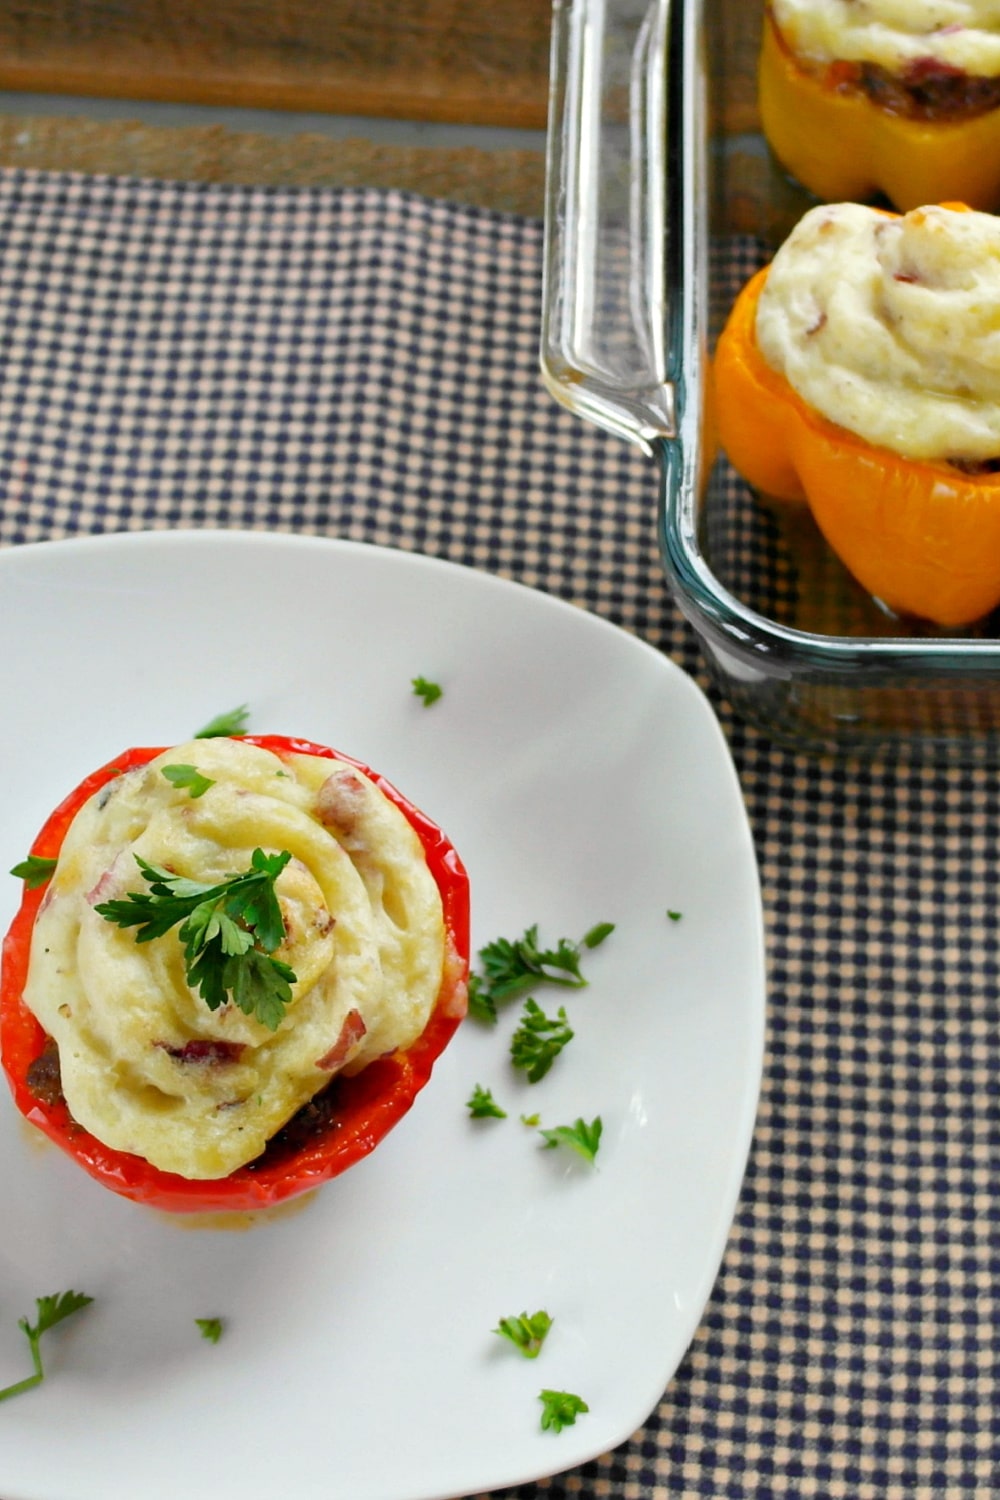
467,921,615,1024
510,1000,574,1083
95,849,296,1031
0,1291,93,1403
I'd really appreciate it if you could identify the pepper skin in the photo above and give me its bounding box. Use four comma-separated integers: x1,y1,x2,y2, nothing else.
759,10,1000,212
0,736,470,1214
712,265,1000,628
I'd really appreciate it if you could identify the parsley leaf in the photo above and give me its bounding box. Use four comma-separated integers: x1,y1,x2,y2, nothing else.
539,1389,589,1432
466,1084,507,1119
510,999,574,1083
9,854,58,889
539,1115,603,1164
30,1292,93,1339
227,949,296,1031
582,921,615,948
468,921,615,1024
0,1291,93,1403
466,974,496,1024
161,764,215,799
494,1310,552,1359
195,1317,224,1344
194,705,250,739
95,849,296,1030
412,675,443,707
667,909,683,922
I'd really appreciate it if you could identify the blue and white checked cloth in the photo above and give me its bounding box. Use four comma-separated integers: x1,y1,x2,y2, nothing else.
0,169,996,1498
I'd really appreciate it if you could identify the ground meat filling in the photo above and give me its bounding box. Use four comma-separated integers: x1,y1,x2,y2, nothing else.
247,1080,346,1171
843,59,1000,122
770,10,1000,122
25,1037,62,1108
948,456,1000,475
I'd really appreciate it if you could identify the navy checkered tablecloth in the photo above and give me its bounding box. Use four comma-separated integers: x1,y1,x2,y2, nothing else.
0,170,997,1497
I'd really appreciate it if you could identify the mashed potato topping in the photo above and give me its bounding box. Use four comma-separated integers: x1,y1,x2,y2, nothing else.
754,202,1000,462
22,737,447,1180
771,1,1000,77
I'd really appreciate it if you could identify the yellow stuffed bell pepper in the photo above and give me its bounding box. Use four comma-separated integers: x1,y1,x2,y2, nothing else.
712,254,1000,631
759,8,1000,212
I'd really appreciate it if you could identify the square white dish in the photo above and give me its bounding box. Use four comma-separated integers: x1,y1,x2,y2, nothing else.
0,530,765,1500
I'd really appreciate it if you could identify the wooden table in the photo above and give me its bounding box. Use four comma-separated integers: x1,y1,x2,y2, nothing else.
0,0,759,218
0,0,553,128
0,0,550,215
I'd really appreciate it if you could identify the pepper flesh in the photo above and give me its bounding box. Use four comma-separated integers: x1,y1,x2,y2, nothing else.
759,10,1000,212
0,736,470,1214
712,265,1000,628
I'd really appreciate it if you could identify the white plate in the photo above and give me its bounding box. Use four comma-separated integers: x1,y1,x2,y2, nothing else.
0,531,765,1500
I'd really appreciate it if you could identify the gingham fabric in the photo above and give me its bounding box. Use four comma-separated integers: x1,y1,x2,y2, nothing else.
0,171,997,1499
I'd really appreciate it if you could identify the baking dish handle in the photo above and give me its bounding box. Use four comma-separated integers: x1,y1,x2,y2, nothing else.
540,0,674,453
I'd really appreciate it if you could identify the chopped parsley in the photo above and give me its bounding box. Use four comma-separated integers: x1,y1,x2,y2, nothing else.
509,1000,574,1083
0,1291,93,1402
161,764,215,799
539,1115,603,1165
466,1084,507,1119
9,854,57,889
194,705,250,739
494,1310,553,1359
95,849,296,1030
538,1388,589,1433
195,1317,224,1344
411,676,443,707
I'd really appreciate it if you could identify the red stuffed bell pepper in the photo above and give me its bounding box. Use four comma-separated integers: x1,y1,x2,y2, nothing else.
1,734,470,1214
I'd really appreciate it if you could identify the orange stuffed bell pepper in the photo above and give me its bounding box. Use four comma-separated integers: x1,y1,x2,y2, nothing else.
1,734,469,1213
712,200,1000,628
759,4,1000,211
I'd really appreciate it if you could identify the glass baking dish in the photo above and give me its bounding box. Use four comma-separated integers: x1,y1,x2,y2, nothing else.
540,0,1000,762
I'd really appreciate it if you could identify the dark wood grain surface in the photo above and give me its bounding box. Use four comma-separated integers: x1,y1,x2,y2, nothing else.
0,0,762,213
0,0,761,130
0,0,553,128
0,111,547,213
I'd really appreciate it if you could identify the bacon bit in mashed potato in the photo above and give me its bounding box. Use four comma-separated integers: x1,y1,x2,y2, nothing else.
316,768,368,837
315,1008,367,1072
